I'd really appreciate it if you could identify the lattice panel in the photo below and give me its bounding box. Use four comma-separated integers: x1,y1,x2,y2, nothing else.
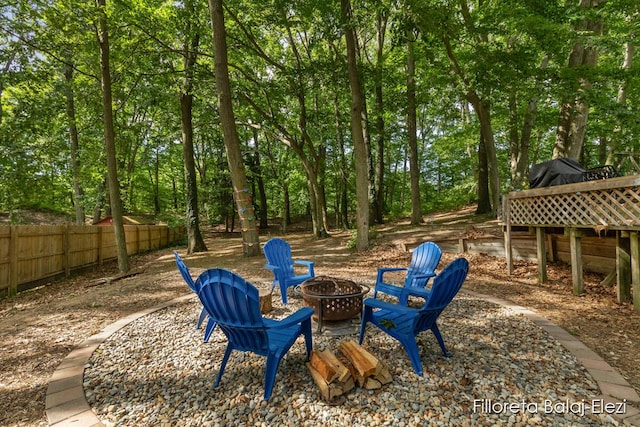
508,182,640,229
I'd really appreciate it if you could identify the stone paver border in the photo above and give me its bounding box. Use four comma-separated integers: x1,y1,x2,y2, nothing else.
46,291,640,426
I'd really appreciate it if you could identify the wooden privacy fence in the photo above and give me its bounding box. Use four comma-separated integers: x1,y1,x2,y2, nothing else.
0,224,186,298
503,174,640,312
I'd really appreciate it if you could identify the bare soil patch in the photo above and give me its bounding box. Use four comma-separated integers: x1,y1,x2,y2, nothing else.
1,211,639,426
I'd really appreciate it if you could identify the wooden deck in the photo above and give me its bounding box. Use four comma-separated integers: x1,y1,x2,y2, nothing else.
503,174,640,312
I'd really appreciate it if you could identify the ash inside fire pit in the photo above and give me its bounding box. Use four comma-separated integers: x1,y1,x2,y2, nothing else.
298,276,369,322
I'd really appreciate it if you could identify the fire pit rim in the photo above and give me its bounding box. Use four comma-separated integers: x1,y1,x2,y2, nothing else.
296,275,370,298
295,276,370,325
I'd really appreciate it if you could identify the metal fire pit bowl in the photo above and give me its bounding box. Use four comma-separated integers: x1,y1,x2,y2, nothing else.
296,276,370,333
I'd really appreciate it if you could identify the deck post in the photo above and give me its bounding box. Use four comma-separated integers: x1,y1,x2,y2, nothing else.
535,227,547,283
568,228,584,295
503,195,513,274
630,231,640,312
616,231,631,304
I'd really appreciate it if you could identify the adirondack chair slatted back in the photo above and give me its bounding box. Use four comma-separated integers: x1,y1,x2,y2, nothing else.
264,238,295,277
373,241,442,304
263,237,315,304
174,251,197,292
196,269,270,355
414,257,468,333
405,242,442,288
175,251,212,338
360,257,469,376
194,267,314,400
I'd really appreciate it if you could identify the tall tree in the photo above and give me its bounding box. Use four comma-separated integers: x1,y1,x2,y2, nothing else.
95,0,129,272
251,127,269,229
370,3,389,224
180,0,207,253
208,0,260,256
342,0,369,251
553,0,604,160
606,41,635,165
509,56,549,190
63,59,85,225
406,33,422,225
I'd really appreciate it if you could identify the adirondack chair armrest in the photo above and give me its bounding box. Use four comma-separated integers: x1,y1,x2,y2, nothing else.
293,260,315,274
266,307,314,329
265,263,286,280
374,268,409,299
293,260,313,267
399,286,432,302
264,263,280,272
364,297,417,314
373,281,404,299
376,267,408,282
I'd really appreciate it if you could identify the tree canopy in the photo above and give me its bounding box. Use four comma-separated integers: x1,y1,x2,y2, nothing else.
1,0,639,243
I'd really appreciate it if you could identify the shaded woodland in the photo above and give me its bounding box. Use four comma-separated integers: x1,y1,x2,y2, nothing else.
1,1,639,263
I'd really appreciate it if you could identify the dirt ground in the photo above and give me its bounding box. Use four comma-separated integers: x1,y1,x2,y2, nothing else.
1,209,639,426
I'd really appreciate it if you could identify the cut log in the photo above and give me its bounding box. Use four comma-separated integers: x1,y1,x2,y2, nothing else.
338,356,360,385
375,365,393,385
364,377,382,390
341,374,355,393
258,288,272,314
310,350,338,383
318,349,351,383
306,349,356,400
338,340,392,388
307,344,391,399
339,340,382,377
306,363,343,400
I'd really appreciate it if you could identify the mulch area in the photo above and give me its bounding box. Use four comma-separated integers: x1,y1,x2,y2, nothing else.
1,222,639,426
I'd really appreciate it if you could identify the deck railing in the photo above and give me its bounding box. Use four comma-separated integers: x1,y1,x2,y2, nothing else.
506,175,640,230
503,174,640,312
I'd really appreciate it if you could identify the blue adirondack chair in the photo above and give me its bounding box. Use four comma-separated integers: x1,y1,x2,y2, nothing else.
359,257,469,376
373,241,442,305
195,268,314,401
263,238,315,304
174,251,216,342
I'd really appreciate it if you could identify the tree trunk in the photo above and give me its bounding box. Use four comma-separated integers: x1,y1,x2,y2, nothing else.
283,184,291,232
476,133,492,214
553,0,603,160
342,0,369,251
372,10,387,225
251,128,269,230
153,151,160,214
401,148,407,211
282,21,329,238
180,91,208,253
351,25,374,228
334,92,349,230
510,55,548,190
96,0,129,272
92,178,106,224
444,37,499,215
466,91,500,214
63,60,85,225
179,13,207,254
606,42,634,165
407,38,422,225
208,0,260,256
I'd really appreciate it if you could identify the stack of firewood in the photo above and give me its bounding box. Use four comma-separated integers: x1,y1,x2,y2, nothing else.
306,339,392,400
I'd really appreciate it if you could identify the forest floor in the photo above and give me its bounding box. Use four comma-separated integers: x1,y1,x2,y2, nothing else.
1,206,639,426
